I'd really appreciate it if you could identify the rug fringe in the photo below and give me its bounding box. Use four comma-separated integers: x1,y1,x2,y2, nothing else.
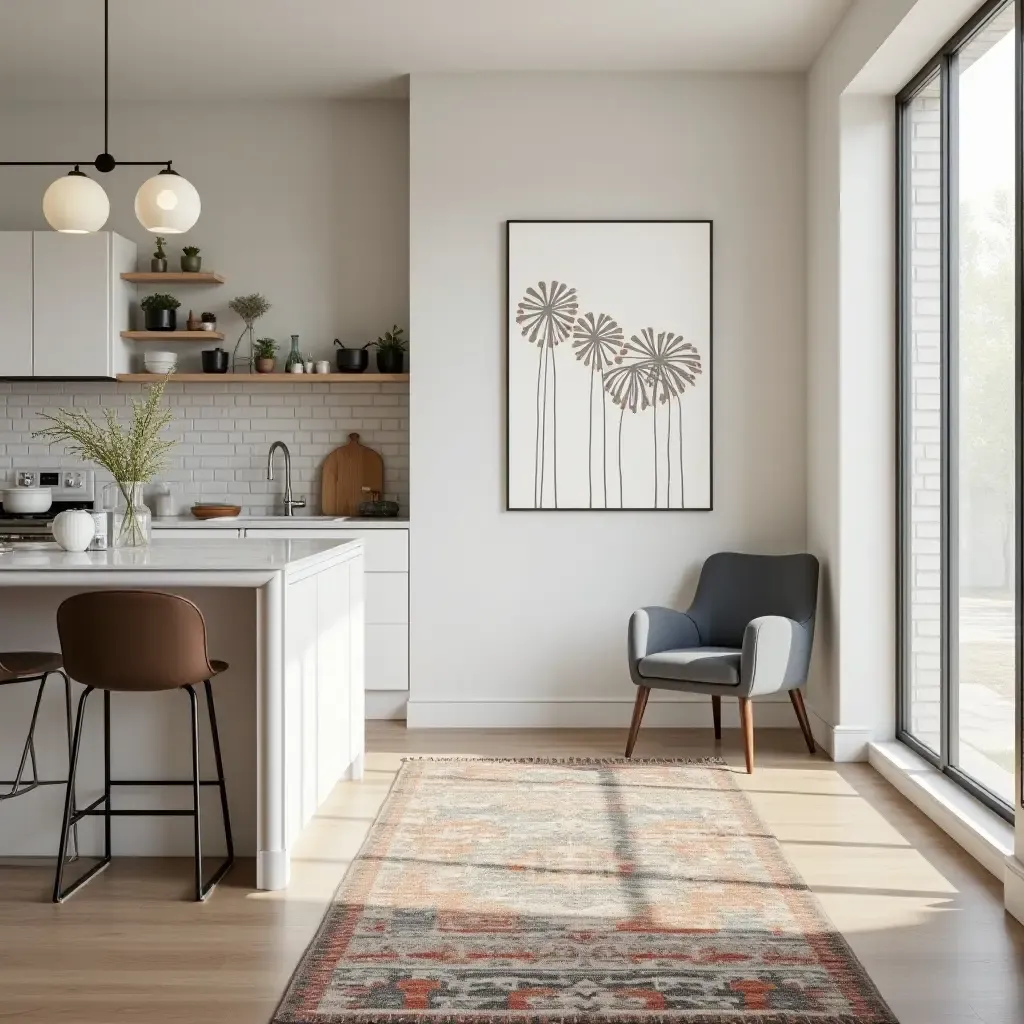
399,756,728,766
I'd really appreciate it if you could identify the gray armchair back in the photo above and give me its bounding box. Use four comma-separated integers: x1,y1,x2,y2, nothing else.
688,552,819,648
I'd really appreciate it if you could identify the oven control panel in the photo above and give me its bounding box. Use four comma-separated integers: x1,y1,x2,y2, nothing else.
12,467,95,501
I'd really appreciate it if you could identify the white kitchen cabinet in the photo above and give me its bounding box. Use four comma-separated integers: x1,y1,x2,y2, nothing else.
243,527,409,693
0,231,135,378
0,233,33,376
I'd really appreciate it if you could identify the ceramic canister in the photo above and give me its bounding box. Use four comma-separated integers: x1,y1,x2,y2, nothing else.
52,509,96,552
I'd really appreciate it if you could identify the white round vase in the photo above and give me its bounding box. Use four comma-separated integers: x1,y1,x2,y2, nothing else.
52,509,96,552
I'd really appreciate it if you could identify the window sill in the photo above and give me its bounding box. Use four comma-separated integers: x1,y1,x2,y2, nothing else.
868,741,1014,880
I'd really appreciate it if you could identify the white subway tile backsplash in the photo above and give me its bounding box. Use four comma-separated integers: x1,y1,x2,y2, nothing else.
0,382,409,515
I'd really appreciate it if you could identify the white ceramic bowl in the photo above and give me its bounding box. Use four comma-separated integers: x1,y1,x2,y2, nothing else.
144,350,177,374
2,487,52,514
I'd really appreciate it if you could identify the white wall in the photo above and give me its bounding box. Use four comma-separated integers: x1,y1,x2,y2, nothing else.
409,72,807,727
0,100,410,512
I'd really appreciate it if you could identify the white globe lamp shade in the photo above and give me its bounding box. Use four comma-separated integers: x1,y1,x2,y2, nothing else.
135,169,200,234
42,170,109,233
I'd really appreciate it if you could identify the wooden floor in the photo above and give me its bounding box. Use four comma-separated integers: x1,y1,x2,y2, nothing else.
1,723,1022,1023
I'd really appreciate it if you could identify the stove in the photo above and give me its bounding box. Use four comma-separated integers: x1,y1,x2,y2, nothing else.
0,466,96,539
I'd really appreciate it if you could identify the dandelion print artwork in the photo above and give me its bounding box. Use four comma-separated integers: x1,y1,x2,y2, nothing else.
507,221,712,510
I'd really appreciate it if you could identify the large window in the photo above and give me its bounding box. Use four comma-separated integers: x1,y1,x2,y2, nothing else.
897,0,1019,817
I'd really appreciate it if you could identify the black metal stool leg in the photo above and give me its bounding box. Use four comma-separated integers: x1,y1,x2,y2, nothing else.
205,680,235,865
60,671,79,861
5,675,46,799
187,685,203,901
53,686,110,903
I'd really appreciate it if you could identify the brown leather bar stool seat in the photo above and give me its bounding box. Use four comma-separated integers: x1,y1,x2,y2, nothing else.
53,591,234,903
0,653,76,822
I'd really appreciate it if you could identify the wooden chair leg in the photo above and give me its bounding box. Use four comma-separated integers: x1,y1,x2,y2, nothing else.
711,695,722,741
624,686,650,758
789,689,816,754
737,697,754,774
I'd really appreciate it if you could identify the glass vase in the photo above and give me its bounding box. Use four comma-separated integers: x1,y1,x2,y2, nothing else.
232,325,255,373
111,482,152,548
285,334,302,372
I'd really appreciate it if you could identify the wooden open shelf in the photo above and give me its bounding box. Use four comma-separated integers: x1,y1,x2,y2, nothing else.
116,373,410,383
121,272,225,284
121,331,225,341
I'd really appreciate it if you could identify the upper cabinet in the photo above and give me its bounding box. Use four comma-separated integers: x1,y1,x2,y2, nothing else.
0,231,136,379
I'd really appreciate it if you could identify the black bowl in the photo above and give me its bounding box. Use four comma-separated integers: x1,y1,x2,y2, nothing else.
201,348,229,373
336,348,368,373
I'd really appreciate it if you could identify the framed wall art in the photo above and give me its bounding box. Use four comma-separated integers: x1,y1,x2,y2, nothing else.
506,220,713,511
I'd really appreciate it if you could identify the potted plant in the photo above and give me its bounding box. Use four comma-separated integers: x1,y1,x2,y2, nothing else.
150,236,168,273
200,311,217,332
140,292,181,331
373,325,407,374
333,338,371,373
228,292,271,372
253,337,278,373
181,245,202,273
33,381,175,548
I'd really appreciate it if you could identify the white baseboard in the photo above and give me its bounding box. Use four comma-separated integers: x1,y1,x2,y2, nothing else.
868,741,1013,880
406,697,796,730
366,691,407,720
808,709,873,762
1006,855,1024,925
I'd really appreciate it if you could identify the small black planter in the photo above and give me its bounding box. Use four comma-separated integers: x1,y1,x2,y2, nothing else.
376,350,404,374
144,308,177,331
336,347,369,373
202,347,229,373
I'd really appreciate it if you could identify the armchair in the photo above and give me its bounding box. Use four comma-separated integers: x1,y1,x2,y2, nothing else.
625,552,819,772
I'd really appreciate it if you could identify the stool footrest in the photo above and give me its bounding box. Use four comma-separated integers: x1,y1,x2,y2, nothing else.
109,779,225,787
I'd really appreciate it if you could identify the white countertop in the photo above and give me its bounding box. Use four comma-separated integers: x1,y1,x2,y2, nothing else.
0,537,359,573
152,515,410,530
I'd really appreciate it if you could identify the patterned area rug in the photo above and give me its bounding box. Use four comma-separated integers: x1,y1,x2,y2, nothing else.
274,758,897,1023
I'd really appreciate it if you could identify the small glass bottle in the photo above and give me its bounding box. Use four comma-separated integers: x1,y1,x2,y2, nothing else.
285,334,302,372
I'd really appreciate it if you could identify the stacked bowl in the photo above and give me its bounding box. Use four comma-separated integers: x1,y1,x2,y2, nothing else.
144,350,177,375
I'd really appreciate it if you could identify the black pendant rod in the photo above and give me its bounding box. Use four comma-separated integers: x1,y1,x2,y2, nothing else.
0,0,175,174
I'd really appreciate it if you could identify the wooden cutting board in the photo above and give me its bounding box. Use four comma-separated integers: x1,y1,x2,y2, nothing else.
321,433,384,516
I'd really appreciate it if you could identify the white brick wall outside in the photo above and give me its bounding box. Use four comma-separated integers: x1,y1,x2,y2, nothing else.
0,381,410,516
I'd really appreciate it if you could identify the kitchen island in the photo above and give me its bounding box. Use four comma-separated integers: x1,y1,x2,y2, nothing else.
0,538,364,890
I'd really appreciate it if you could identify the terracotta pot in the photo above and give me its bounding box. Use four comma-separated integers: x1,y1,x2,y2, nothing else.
255,357,276,374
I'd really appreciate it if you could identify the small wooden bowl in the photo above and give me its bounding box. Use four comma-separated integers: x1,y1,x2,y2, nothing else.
190,503,241,520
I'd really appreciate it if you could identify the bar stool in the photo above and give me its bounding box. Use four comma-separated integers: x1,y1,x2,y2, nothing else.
53,591,234,903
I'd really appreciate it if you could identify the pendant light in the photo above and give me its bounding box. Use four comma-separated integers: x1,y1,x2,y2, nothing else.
135,168,201,234
42,167,110,233
2,0,199,234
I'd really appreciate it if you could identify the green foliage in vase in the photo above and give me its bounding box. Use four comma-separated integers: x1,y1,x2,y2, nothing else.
33,382,176,486
152,236,167,260
229,293,271,327
253,337,278,359
140,292,181,312
182,245,201,257
374,325,407,354
201,311,217,322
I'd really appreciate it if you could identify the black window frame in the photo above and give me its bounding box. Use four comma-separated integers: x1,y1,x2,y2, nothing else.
896,0,1022,822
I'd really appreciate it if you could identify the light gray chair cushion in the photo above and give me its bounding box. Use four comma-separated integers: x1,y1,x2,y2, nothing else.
639,647,741,686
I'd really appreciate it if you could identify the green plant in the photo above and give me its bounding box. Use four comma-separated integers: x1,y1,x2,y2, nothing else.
201,311,217,323
182,245,201,258
253,337,277,359
33,382,175,545
140,292,181,312
229,293,272,371
374,325,407,354
152,236,167,260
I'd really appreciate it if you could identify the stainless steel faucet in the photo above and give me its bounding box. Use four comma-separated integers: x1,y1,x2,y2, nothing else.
267,441,306,516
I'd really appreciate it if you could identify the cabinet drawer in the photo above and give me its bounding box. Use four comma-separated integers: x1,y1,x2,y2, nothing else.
156,528,242,539
367,624,408,691
243,528,407,572
366,573,408,624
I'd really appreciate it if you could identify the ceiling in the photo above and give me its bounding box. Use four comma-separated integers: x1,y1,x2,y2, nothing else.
0,0,853,101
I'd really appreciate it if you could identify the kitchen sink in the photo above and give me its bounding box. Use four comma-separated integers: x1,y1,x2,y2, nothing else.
235,515,351,522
